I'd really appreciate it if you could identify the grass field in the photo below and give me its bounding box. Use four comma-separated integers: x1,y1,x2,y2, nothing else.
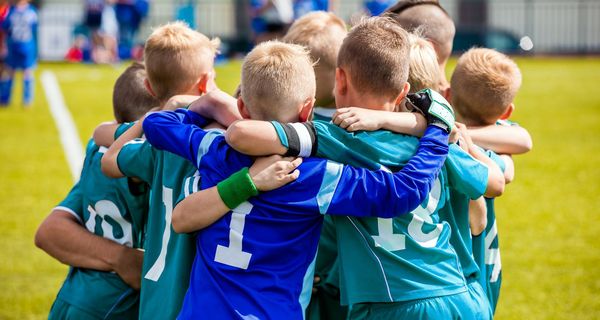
0,57,598,319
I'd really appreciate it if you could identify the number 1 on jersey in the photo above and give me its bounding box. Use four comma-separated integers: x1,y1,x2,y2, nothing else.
215,202,253,270
145,186,173,281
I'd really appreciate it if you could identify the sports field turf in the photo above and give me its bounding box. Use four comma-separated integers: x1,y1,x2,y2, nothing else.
0,57,598,319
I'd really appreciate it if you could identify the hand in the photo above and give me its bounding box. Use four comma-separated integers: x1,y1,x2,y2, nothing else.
112,246,144,290
163,95,200,111
249,155,302,191
188,89,241,127
455,122,475,154
448,126,460,144
312,275,321,294
332,107,384,132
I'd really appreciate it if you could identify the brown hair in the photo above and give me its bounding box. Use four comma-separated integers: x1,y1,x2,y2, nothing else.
241,41,315,122
113,62,160,123
337,16,410,100
450,48,522,125
384,1,455,66
144,22,220,101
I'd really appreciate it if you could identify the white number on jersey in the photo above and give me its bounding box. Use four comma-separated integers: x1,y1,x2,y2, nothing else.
372,178,443,251
485,220,501,282
85,200,133,247
214,202,253,270
145,186,173,282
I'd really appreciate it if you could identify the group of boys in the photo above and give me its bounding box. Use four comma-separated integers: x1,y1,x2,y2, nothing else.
36,0,532,319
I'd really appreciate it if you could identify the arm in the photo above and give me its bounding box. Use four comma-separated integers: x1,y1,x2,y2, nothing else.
468,197,487,236
101,120,145,178
467,125,533,155
93,121,120,147
35,210,143,290
172,155,302,233
226,120,287,156
332,107,427,136
500,154,515,184
457,123,505,198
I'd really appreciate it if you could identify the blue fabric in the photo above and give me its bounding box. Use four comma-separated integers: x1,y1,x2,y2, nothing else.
0,77,13,104
3,4,37,70
23,77,32,105
142,109,450,319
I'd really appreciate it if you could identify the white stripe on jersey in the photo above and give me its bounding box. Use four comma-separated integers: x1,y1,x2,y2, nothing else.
316,161,343,214
290,123,313,157
54,206,83,224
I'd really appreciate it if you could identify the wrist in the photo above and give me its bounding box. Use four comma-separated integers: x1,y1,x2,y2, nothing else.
217,167,259,209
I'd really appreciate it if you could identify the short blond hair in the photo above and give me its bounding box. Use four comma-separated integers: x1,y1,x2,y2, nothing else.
407,33,442,93
144,22,220,101
241,41,316,122
451,48,522,125
338,17,410,100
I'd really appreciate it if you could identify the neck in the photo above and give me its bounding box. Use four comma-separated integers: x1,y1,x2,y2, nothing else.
339,92,397,112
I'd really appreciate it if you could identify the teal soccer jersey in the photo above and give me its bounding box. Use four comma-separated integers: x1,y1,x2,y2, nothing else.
51,139,148,319
116,138,200,320
275,121,490,305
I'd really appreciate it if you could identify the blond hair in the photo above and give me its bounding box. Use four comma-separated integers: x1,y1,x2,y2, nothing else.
450,48,522,125
113,62,160,123
283,11,347,105
337,16,410,100
407,33,442,93
241,41,316,122
144,22,220,101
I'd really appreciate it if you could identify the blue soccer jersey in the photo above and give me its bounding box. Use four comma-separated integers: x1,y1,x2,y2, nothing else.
142,109,449,319
3,4,37,69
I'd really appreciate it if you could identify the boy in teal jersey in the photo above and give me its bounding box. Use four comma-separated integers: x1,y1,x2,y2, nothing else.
224,17,505,319
450,48,532,313
281,11,349,319
35,62,159,319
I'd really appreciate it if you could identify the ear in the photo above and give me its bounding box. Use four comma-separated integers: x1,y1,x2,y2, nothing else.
443,86,452,102
197,71,216,95
144,78,157,97
499,103,514,120
299,97,316,123
394,82,411,106
237,97,251,120
334,67,347,97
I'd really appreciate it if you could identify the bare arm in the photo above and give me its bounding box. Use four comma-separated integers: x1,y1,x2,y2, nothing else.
332,107,427,136
101,120,144,178
469,198,487,236
500,154,515,184
172,155,302,233
226,120,288,156
35,210,143,289
457,123,505,198
93,121,120,147
468,125,533,155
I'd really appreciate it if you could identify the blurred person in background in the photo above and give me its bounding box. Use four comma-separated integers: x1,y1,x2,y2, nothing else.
364,0,395,16
1,0,37,107
249,0,293,44
293,0,330,18
0,1,9,80
114,0,149,59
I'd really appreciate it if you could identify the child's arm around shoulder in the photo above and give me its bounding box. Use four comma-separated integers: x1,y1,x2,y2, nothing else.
332,107,427,136
101,120,144,178
225,120,288,156
468,124,533,155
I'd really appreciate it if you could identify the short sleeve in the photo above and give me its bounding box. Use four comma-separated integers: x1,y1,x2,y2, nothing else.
116,139,156,184
55,183,84,224
445,144,489,199
484,149,506,173
114,122,136,140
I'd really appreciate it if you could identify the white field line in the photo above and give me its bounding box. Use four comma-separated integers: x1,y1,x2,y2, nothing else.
41,70,84,182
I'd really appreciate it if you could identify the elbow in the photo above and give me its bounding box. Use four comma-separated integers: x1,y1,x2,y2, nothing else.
225,121,247,153
171,208,188,234
484,175,505,198
470,217,487,236
100,154,120,178
34,222,49,250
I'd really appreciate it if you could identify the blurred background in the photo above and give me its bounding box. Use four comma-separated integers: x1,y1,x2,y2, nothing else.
0,0,599,319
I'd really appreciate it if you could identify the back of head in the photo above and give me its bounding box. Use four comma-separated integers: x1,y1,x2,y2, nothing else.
337,16,410,101
113,62,160,123
241,41,316,122
384,1,455,66
283,11,347,105
407,33,442,93
450,48,522,126
144,22,220,102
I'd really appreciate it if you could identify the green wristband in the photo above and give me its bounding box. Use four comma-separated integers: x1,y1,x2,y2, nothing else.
217,167,259,209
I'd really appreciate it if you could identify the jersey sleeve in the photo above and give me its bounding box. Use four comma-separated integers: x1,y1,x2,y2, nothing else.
116,139,156,184
114,122,135,140
321,126,449,217
142,109,211,165
175,171,202,206
55,182,84,224
484,149,506,173
445,144,489,199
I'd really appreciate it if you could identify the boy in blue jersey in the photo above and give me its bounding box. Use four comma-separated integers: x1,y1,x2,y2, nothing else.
35,62,159,319
450,47,532,313
1,0,36,107
141,33,454,319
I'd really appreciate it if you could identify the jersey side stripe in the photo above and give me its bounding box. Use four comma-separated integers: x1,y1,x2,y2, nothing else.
316,161,343,214
346,216,394,302
299,252,318,319
196,130,222,167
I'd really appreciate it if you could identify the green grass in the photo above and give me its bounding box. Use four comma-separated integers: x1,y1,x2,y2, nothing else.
0,58,598,319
